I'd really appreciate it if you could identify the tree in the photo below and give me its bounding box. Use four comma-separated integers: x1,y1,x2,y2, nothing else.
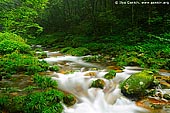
0,0,48,37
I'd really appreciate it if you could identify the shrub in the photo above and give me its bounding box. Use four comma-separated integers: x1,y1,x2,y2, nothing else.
0,52,49,77
83,43,105,52
60,47,73,53
61,47,90,56
0,39,31,55
90,79,105,89
33,74,58,89
8,89,64,113
0,32,25,42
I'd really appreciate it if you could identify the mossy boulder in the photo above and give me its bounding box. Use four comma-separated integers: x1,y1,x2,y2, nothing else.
90,79,105,89
63,94,76,106
120,70,154,99
163,94,170,100
104,70,116,80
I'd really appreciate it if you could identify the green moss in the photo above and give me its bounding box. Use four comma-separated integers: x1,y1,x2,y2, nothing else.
90,79,105,89
63,94,76,106
120,70,154,98
104,70,116,80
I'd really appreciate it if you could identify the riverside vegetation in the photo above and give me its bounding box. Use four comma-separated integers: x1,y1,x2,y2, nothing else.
0,32,76,113
0,0,170,112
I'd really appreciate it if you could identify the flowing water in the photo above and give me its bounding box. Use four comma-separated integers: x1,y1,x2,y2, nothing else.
42,51,150,113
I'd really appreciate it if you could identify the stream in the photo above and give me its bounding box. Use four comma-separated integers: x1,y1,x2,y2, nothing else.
41,51,156,113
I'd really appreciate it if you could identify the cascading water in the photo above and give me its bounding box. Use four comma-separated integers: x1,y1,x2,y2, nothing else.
41,51,150,113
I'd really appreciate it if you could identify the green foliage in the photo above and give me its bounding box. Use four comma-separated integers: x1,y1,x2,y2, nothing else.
0,39,31,55
60,47,73,53
0,95,9,108
83,55,103,62
83,43,105,52
104,70,116,80
0,32,25,42
6,89,64,113
0,0,48,36
33,74,58,89
23,86,38,93
61,47,90,56
0,52,49,77
114,40,170,69
0,32,32,55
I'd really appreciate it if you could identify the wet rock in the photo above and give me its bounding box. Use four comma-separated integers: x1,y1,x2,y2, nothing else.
49,65,60,72
136,98,170,112
10,92,18,96
106,65,122,70
84,72,97,77
106,66,123,73
120,70,154,99
163,94,170,100
104,70,116,80
63,94,76,106
154,76,170,88
90,79,105,89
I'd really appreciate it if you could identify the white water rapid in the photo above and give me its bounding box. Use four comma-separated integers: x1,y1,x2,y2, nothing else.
41,51,149,113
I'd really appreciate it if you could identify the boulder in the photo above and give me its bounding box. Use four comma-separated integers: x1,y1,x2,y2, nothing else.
104,70,116,80
63,94,76,106
90,79,105,89
120,70,154,99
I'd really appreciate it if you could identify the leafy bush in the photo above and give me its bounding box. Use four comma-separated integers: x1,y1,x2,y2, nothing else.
61,47,90,56
114,42,170,69
0,95,9,112
33,74,58,89
0,39,31,55
0,52,49,77
0,32,25,42
83,43,105,52
60,47,73,53
7,89,64,113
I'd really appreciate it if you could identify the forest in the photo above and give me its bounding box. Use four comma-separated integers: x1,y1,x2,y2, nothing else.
0,0,170,113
